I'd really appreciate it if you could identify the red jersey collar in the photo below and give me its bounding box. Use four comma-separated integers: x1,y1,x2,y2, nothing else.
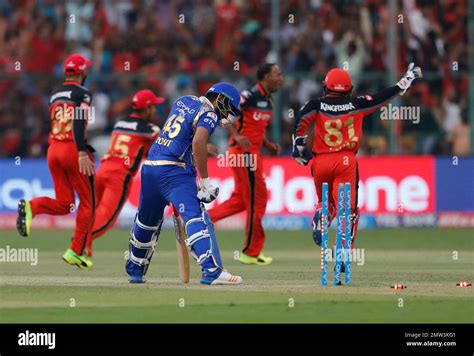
130,113,142,119
256,83,269,97
63,80,81,85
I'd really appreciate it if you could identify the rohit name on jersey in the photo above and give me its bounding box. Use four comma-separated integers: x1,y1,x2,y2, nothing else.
156,137,172,147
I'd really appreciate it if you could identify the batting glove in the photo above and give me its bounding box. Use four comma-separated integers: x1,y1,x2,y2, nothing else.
197,178,219,203
292,134,313,166
396,62,422,96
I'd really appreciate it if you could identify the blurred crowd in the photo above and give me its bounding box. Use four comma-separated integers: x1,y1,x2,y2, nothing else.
0,0,470,158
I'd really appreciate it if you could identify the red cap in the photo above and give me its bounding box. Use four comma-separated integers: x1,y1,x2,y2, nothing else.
132,89,165,109
64,53,92,75
324,68,353,93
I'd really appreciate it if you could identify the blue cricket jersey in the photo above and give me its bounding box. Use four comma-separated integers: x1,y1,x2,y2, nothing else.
147,95,219,167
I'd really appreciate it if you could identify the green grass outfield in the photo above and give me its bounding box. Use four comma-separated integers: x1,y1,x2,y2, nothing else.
0,228,472,323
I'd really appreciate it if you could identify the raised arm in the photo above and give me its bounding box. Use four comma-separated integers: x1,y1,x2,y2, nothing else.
354,63,423,115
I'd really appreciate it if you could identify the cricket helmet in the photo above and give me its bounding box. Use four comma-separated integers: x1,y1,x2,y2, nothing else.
206,82,241,117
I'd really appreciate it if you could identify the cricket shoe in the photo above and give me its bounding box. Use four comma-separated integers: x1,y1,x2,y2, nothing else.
129,275,146,283
239,252,273,265
62,249,93,270
17,199,32,237
200,269,242,285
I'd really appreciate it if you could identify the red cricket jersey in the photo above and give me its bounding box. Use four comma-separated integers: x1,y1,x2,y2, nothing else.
48,81,92,151
294,86,402,154
103,114,160,173
230,83,273,152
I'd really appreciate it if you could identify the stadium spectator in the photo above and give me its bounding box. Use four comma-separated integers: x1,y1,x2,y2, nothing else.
446,113,470,157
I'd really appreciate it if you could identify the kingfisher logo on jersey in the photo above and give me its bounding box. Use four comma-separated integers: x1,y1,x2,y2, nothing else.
115,121,138,130
50,91,72,103
320,102,356,112
257,101,269,108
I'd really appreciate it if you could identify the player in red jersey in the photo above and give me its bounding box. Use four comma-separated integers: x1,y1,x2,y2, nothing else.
16,54,96,269
292,63,422,266
86,90,163,256
208,63,284,265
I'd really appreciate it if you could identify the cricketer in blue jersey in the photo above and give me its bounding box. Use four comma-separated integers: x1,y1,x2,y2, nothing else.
126,82,243,285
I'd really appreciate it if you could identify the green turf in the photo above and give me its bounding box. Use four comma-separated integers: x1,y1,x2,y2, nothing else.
0,227,473,323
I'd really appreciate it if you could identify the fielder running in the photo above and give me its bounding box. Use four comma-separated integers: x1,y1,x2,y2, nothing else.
85,89,163,256
126,82,243,285
208,63,284,265
292,63,422,270
16,54,95,269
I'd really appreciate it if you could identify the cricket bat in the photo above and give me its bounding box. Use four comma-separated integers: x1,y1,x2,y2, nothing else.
172,206,190,283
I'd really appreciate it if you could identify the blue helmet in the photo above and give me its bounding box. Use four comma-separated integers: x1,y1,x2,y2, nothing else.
206,82,241,117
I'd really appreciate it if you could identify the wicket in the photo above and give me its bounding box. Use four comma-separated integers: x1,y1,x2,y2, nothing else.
320,182,353,286
320,183,329,286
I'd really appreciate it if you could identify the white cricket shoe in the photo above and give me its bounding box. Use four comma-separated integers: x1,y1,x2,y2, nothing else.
201,269,243,285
